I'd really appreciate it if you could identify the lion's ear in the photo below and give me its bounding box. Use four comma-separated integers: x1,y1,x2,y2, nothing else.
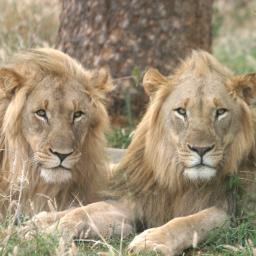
0,68,24,97
230,73,256,105
90,68,113,94
143,68,168,97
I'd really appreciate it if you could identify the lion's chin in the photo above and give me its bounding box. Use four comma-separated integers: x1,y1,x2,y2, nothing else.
40,167,72,184
183,166,216,181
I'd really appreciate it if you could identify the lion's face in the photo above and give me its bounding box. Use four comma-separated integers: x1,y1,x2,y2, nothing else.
21,75,92,183
143,51,256,183
0,49,111,186
162,74,241,181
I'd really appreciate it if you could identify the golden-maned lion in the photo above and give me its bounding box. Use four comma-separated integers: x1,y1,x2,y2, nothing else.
30,50,256,255
0,48,112,219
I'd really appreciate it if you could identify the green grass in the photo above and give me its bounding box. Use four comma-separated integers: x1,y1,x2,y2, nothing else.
1,219,256,255
0,227,159,256
0,226,58,255
199,216,256,255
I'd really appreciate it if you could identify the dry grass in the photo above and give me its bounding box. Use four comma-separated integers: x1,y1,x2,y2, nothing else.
0,0,59,62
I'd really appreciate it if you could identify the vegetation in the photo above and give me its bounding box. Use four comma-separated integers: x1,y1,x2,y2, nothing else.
0,0,256,255
213,1,256,74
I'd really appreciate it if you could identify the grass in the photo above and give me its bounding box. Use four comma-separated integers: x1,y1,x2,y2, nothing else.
198,216,256,255
0,225,158,256
212,1,256,74
0,231,58,255
1,218,256,255
0,0,59,62
106,128,133,149
0,0,256,255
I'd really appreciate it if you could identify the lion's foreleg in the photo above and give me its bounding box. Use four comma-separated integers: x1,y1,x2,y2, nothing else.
129,207,229,255
48,200,134,240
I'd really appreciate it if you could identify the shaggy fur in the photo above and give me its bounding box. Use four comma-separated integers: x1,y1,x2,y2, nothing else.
0,48,111,218
27,50,256,255
109,51,256,227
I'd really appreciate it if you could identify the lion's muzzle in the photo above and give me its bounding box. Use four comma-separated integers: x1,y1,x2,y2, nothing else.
34,149,82,183
180,143,220,181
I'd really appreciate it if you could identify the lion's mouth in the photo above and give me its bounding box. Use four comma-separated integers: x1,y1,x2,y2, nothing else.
52,165,71,171
192,163,213,168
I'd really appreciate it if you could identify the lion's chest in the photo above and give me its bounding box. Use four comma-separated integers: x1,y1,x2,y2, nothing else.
134,183,228,229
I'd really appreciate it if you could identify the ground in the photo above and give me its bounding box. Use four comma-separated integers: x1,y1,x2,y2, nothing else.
0,0,256,255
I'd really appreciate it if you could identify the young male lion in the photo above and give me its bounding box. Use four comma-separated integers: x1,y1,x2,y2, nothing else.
30,50,256,255
0,48,112,219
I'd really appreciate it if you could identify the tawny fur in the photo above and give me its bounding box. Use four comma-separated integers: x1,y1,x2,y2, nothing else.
0,48,111,218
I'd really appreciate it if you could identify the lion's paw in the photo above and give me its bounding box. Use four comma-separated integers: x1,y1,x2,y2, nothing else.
54,215,91,241
21,211,73,240
20,211,50,239
128,228,173,256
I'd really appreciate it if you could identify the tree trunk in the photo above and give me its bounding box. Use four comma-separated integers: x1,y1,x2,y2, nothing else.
57,0,213,125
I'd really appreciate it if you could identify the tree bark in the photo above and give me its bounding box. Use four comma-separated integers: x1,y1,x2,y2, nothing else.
57,0,213,124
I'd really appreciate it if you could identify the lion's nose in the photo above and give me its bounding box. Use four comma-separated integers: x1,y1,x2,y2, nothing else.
49,148,73,162
187,144,214,157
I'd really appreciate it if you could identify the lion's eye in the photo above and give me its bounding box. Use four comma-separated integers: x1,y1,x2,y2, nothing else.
73,111,84,121
175,108,187,117
216,108,228,119
35,109,47,119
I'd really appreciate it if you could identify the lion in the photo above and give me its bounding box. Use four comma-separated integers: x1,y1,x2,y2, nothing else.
0,48,112,220
27,50,256,255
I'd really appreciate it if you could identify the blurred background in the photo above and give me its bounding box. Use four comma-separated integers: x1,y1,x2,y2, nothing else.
0,0,255,148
